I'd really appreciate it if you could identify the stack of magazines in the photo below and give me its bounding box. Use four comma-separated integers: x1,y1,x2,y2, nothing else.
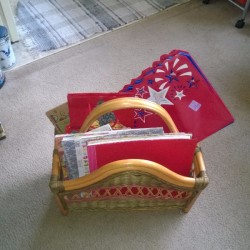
54,126,197,180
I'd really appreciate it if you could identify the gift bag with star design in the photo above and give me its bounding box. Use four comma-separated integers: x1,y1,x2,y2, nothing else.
119,50,234,141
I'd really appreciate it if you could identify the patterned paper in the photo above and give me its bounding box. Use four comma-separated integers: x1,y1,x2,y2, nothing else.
119,50,234,141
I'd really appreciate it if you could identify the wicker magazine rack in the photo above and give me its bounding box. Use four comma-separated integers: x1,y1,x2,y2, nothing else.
49,98,208,215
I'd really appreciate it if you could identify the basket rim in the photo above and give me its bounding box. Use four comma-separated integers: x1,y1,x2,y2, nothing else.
49,147,208,194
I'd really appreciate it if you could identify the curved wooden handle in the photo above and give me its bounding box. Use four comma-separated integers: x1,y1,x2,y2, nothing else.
63,159,196,191
79,97,179,133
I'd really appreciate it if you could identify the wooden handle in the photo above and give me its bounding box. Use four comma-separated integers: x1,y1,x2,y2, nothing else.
79,97,179,133
63,159,196,191
50,151,206,193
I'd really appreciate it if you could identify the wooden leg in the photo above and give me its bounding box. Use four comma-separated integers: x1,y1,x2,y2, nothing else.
55,194,69,216
182,191,202,213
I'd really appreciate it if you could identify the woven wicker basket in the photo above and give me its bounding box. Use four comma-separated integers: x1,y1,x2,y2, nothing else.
49,98,208,215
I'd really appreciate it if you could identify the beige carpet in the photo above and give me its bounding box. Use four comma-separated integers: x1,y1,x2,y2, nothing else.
1,0,250,249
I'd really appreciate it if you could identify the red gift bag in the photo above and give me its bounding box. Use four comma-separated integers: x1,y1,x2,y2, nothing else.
119,50,234,141
67,92,135,132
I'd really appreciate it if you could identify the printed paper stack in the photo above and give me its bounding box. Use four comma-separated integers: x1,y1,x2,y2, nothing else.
54,127,177,179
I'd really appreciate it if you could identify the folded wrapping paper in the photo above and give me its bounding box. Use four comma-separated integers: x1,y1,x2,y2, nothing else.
67,92,134,132
119,50,234,141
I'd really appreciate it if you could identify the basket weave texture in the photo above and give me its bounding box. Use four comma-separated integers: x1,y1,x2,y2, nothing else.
49,98,208,215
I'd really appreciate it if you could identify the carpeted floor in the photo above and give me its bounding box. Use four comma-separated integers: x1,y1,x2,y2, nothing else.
1,0,250,249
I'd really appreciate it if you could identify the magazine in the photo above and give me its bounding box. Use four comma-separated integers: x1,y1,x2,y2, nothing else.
60,127,165,179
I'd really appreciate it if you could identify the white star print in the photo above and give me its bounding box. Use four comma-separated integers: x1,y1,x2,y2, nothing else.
175,90,186,100
147,86,174,105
